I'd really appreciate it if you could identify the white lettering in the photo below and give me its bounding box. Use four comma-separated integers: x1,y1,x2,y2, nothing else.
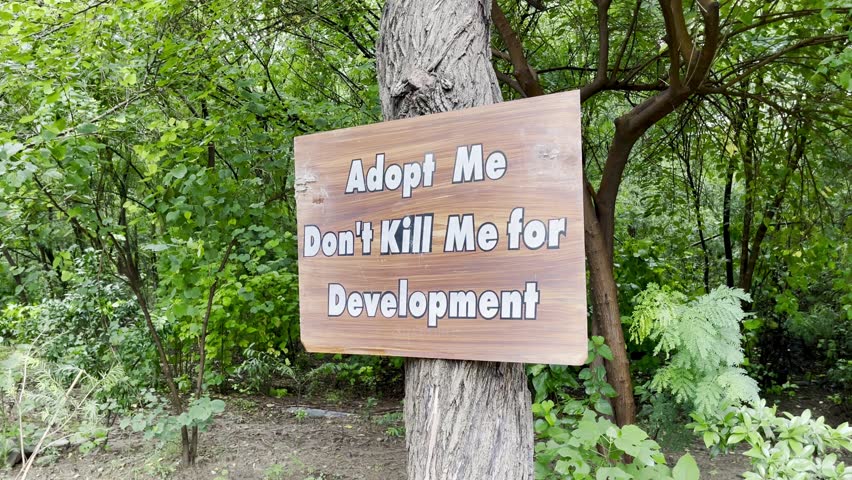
452,144,484,183
328,284,345,316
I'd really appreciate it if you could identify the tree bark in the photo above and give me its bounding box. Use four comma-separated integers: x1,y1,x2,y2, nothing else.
738,109,757,290
583,181,635,427
376,1,534,478
682,146,710,293
722,153,735,287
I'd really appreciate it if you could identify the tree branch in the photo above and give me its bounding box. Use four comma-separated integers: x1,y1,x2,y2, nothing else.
580,0,612,102
722,35,845,89
494,71,527,97
613,0,642,75
491,0,543,97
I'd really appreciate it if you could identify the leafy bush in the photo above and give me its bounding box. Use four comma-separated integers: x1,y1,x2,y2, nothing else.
691,401,852,479
119,391,225,443
527,336,616,415
532,337,700,479
629,284,760,415
636,387,694,451
0,344,113,468
232,343,295,394
0,277,157,415
304,355,403,395
826,359,851,408
205,268,300,374
534,405,700,480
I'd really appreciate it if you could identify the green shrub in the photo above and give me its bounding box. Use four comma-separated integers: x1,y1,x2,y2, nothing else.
0,343,112,467
534,405,700,480
119,391,225,443
826,359,851,407
304,355,403,395
0,278,157,415
629,284,760,415
636,387,694,451
205,269,300,373
531,337,700,479
691,400,852,479
232,343,295,394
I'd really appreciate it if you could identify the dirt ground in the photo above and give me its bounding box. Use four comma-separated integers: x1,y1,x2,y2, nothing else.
9,396,406,480
5,385,849,480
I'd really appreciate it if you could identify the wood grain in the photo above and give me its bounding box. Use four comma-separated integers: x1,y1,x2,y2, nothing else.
294,90,586,365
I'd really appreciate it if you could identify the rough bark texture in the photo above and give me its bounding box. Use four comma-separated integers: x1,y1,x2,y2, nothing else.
376,1,534,479
377,0,501,121
583,181,635,427
402,360,534,479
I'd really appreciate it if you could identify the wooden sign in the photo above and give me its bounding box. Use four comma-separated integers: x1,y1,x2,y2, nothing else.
293,91,586,365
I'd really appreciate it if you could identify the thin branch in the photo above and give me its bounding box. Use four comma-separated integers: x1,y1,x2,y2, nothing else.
580,0,612,102
21,91,149,152
722,35,846,89
495,71,527,97
491,0,543,97
613,0,642,75
491,47,512,62
726,8,849,39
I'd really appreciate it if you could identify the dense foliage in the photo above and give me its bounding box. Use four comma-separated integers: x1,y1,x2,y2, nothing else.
0,0,849,477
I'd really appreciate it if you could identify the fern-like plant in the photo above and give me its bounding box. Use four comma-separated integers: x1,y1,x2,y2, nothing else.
1,343,112,474
630,284,759,416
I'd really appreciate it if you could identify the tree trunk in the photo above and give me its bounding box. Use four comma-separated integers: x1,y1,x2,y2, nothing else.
722,154,735,288
376,1,534,478
683,146,710,293
738,109,757,291
1,246,28,304
583,179,635,427
585,123,645,427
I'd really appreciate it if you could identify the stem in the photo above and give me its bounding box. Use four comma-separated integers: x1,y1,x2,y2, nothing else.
17,369,84,480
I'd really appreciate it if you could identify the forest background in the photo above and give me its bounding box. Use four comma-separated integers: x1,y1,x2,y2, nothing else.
0,0,849,478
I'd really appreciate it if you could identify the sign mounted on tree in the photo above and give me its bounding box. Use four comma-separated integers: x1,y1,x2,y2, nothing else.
294,91,586,365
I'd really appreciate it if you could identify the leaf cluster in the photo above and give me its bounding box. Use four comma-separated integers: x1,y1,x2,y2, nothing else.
630,284,760,415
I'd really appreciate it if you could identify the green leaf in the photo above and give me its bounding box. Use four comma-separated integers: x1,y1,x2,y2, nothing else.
555,460,572,475
1,142,25,160
672,453,699,480
210,399,225,413
130,415,147,432
77,123,98,134
597,344,614,361
594,398,613,416
176,412,191,427
613,425,648,457
703,431,719,448
45,89,62,104
188,404,211,421
171,164,188,179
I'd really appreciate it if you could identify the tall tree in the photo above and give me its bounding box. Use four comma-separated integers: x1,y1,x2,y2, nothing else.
489,0,848,426
376,1,534,478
